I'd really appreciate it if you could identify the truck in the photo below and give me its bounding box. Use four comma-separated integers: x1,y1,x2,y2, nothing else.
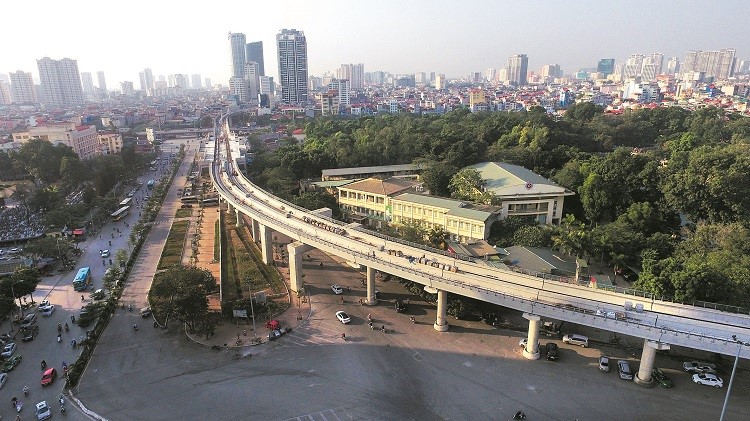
73,267,92,291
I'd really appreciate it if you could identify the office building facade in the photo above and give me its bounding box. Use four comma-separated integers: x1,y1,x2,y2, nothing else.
507,54,529,86
245,41,265,76
597,59,615,76
229,32,247,79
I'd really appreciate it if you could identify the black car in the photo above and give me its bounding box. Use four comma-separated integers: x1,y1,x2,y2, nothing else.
546,342,560,361
21,325,39,342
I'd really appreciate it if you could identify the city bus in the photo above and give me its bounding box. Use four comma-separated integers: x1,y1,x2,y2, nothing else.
119,197,133,207
73,267,92,291
202,197,219,207
181,195,199,204
110,206,131,221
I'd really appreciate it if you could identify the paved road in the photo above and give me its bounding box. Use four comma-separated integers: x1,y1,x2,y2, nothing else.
76,231,750,420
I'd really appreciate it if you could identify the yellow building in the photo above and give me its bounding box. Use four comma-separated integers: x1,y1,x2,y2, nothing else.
97,131,123,154
337,178,421,228
468,88,486,108
390,193,497,242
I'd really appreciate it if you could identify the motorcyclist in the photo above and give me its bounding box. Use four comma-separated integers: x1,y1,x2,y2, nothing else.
23,386,28,396
41,360,47,369
514,410,526,420
133,323,138,331
64,323,69,332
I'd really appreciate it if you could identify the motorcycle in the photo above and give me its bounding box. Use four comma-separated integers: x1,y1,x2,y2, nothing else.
133,324,138,331
23,386,28,397
409,316,416,323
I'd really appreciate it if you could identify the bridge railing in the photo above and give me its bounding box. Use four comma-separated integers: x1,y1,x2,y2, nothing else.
351,226,478,264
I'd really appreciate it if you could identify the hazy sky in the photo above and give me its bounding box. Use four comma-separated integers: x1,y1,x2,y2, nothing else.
2,0,747,87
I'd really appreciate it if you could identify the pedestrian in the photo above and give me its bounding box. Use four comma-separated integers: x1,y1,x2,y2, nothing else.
381,325,386,333
71,315,76,323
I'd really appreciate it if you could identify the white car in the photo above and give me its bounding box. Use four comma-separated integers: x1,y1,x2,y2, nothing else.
617,360,634,380
562,334,589,347
335,310,351,324
100,249,110,258
693,372,723,388
0,373,7,389
0,342,16,358
331,284,343,295
35,401,52,420
41,304,56,317
37,300,50,311
683,361,717,374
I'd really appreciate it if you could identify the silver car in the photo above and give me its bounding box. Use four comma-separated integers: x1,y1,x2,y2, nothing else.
617,360,633,380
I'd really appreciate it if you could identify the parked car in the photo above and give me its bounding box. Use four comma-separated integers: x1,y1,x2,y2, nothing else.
693,372,723,388
37,300,51,311
599,356,611,372
618,360,634,380
331,284,343,295
0,372,7,389
336,311,351,324
1,342,17,358
562,334,588,347
652,368,674,388
1,354,22,372
546,343,560,361
41,367,57,386
21,325,39,342
20,313,37,329
140,307,152,318
683,361,717,374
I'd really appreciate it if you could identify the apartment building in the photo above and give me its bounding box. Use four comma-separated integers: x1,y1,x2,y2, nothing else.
337,178,421,228
97,131,123,154
13,123,99,159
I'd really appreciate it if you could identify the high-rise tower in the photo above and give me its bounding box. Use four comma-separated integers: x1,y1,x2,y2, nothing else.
507,54,528,86
229,32,247,79
276,28,308,104
97,71,108,98
37,57,84,108
245,41,265,76
9,71,37,104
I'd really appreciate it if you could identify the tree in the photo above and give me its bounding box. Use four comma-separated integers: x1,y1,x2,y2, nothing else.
115,249,128,268
22,237,73,262
148,265,216,331
398,220,428,244
293,191,340,219
448,168,493,204
512,225,552,248
551,214,587,258
418,160,458,197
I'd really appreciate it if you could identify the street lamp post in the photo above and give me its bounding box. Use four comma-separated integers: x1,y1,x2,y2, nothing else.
720,335,749,421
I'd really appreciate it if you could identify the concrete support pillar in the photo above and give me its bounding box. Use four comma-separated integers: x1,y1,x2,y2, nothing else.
365,266,377,305
227,203,234,214
258,223,273,265
434,289,449,332
635,339,670,387
252,219,260,243
287,243,304,294
235,210,243,227
522,313,541,360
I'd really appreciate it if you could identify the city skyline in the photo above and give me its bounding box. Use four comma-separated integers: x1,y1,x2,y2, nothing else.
2,0,748,88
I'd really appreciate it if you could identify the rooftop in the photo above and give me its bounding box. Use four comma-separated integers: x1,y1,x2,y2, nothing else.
322,163,422,177
341,177,420,196
468,162,574,197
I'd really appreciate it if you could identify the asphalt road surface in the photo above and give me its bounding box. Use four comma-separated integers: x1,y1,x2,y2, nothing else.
76,253,750,420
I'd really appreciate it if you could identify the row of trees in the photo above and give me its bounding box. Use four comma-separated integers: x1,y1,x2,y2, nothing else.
241,105,750,308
